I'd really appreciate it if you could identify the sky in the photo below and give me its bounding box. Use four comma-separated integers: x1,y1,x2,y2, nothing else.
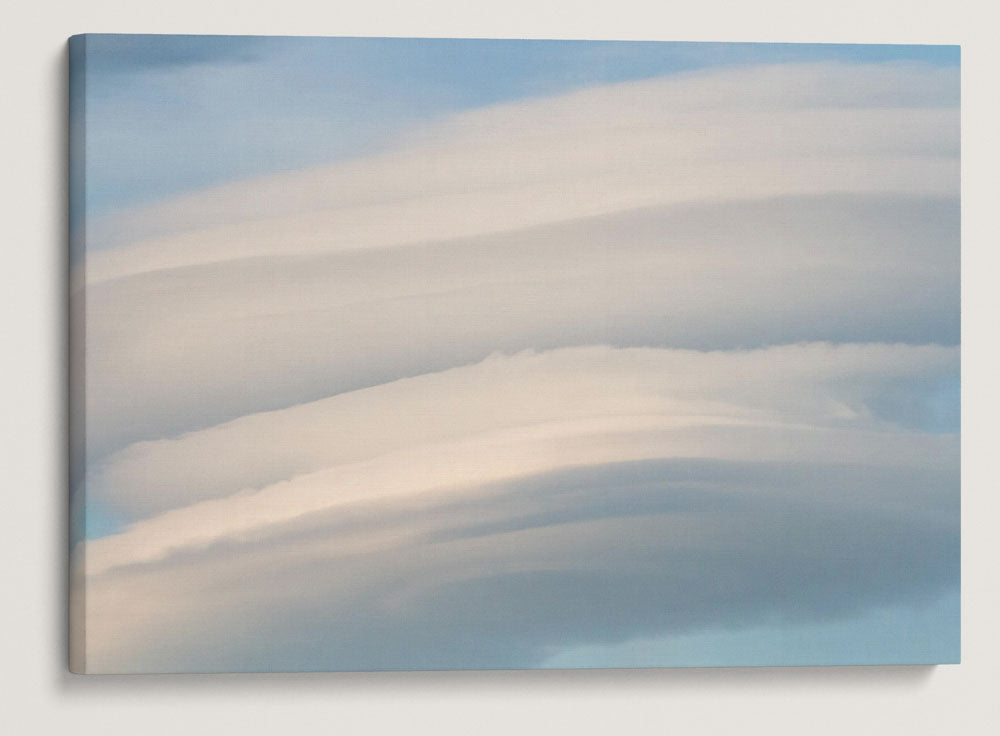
70,35,960,673
72,35,959,226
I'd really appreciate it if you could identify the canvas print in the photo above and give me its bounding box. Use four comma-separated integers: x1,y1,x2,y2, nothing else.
68,35,960,673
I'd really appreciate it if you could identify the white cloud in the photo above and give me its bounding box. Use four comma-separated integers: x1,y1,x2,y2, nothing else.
84,63,958,278
90,342,957,523
76,63,959,460
82,193,959,458
77,343,958,671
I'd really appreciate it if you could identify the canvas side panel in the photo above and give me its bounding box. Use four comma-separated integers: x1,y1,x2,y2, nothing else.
67,33,87,674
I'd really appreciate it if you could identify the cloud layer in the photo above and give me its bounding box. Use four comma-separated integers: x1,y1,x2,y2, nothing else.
74,58,960,672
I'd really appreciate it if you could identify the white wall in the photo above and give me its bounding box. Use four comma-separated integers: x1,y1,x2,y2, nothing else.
2,1,998,733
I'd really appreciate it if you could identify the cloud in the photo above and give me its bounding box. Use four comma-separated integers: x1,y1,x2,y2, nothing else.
77,343,958,671
76,62,959,460
80,456,958,672
81,193,959,459
81,34,271,73
85,62,958,269
73,60,960,672
89,342,958,523
76,40,958,221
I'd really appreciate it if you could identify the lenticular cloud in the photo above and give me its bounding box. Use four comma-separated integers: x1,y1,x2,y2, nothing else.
72,59,960,673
